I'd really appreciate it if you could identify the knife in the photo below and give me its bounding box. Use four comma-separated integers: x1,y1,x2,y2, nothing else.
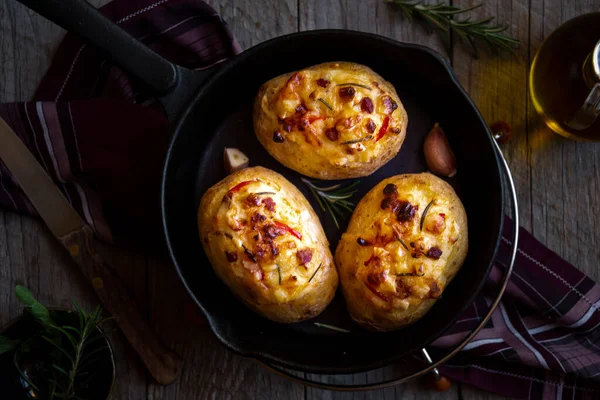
0,117,181,385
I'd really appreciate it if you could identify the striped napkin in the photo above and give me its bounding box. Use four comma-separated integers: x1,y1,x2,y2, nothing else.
1,0,599,398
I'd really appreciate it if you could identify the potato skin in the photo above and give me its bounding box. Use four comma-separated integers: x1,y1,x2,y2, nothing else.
253,62,408,179
335,173,468,331
198,167,338,323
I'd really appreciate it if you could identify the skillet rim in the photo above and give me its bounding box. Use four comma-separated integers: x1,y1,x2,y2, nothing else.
161,29,506,374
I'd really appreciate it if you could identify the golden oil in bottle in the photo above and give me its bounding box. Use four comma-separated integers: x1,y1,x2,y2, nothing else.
530,13,600,140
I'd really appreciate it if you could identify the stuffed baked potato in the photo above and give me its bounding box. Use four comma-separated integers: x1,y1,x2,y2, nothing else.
335,173,468,331
198,167,338,323
253,62,408,179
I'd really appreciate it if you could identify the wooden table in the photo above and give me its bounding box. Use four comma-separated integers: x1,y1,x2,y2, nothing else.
2,0,600,398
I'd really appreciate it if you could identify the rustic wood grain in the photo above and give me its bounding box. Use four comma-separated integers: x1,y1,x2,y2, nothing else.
528,0,600,282
2,0,600,399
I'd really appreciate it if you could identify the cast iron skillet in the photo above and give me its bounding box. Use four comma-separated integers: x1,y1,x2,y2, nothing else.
19,0,504,375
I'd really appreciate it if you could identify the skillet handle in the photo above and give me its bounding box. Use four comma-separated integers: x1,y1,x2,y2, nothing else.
16,0,177,95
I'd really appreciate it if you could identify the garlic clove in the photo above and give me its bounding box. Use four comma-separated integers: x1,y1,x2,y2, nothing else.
224,147,249,174
423,123,457,177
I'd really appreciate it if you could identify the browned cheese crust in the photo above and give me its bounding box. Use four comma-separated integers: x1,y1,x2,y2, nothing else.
253,62,408,179
198,167,338,323
335,173,468,331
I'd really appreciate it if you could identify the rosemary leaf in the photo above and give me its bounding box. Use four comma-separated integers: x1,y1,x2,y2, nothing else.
336,82,372,90
314,322,351,333
0,335,17,355
301,178,359,229
397,237,409,251
253,192,276,195
385,0,519,57
277,266,282,285
420,199,434,232
308,263,323,283
318,98,333,110
341,135,374,145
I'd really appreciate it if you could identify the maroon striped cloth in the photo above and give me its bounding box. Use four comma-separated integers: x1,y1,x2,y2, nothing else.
1,0,600,398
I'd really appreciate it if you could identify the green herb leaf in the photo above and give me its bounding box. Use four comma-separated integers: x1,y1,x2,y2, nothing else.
336,82,372,90
420,199,434,231
302,179,360,229
317,98,333,110
385,0,520,57
15,285,54,327
314,322,351,333
0,335,17,355
277,266,282,285
341,135,373,145
308,263,323,283
253,192,276,195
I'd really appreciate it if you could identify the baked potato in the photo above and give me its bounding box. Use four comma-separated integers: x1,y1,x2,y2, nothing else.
198,166,338,323
335,173,468,331
253,62,408,179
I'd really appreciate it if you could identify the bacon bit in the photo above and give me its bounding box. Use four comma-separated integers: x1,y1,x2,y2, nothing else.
361,97,374,113
274,221,302,239
383,183,398,196
230,180,253,193
395,279,409,299
262,197,276,212
283,121,293,132
440,213,446,217
263,224,283,239
339,86,356,100
245,194,262,207
254,244,268,259
381,197,400,211
364,254,377,266
366,119,376,133
316,78,330,88
426,247,443,260
365,283,389,301
367,269,386,285
296,104,308,114
251,213,266,223
325,127,339,141
396,201,417,222
382,96,398,114
429,280,442,299
271,246,279,256
376,116,390,141
296,248,313,265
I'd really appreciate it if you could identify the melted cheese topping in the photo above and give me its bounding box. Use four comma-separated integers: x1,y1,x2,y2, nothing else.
203,178,323,303
342,176,464,310
260,62,406,167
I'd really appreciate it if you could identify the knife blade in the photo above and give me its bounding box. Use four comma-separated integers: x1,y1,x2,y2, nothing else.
0,117,181,384
0,117,86,238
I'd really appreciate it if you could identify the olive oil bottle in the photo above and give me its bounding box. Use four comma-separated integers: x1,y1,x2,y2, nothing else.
530,13,600,140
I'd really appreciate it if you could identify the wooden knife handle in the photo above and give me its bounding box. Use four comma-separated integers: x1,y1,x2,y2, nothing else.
60,225,182,385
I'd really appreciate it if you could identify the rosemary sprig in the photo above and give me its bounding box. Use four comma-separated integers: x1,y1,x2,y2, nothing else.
1,286,111,400
341,135,373,145
318,98,333,111
420,199,434,231
301,178,360,229
314,322,351,333
336,83,372,90
308,263,322,283
385,1,520,57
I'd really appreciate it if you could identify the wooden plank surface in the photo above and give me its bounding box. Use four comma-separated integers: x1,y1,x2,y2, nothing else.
1,0,600,399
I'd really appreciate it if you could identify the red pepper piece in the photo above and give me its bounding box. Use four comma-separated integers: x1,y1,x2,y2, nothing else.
376,116,390,141
307,115,325,124
274,221,302,240
229,180,254,193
